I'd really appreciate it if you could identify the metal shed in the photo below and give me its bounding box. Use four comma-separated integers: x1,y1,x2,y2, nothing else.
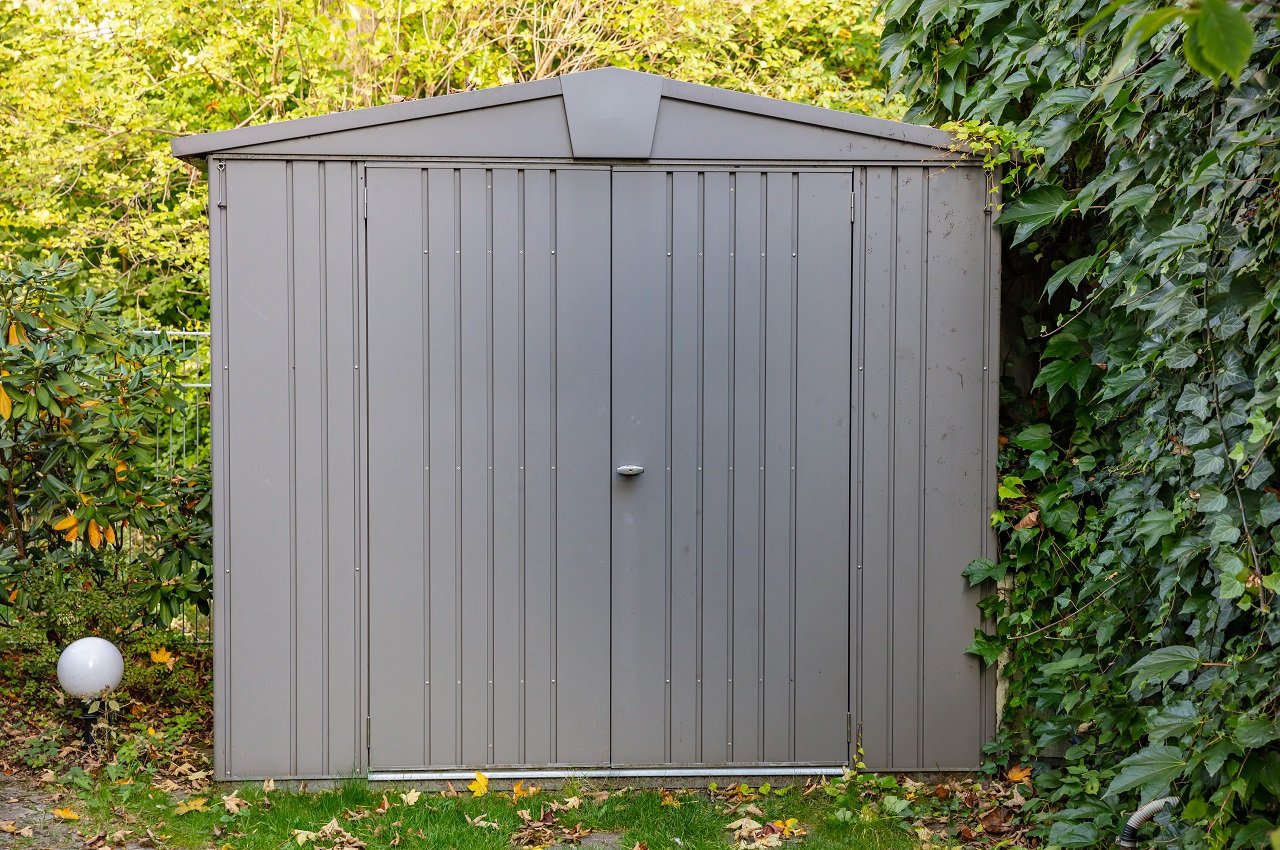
172,67,999,782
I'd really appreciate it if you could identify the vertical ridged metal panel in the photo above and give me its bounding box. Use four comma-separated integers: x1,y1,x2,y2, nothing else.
610,169,853,767
215,159,364,780
856,166,995,771
366,166,612,770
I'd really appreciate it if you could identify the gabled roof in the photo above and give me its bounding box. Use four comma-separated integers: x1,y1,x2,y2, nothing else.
171,67,960,162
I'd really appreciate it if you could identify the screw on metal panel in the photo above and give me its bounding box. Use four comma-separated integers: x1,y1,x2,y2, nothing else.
792,253,797,257
551,679,556,684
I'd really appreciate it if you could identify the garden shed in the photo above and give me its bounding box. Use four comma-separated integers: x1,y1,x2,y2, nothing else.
172,67,1000,782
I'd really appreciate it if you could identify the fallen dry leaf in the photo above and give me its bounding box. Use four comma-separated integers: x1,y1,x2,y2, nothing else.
1007,764,1032,784
399,789,421,807
222,792,248,814
1013,510,1039,530
174,797,209,815
466,813,501,830
52,807,80,821
263,778,276,793
467,770,489,797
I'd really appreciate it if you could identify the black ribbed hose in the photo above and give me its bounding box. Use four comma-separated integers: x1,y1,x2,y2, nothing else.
1115,796,1180,848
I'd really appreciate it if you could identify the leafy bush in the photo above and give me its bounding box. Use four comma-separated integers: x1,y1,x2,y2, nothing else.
881,0,1278,846
0,256,211,633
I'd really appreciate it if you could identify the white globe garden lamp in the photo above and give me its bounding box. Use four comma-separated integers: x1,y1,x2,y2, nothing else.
57,637,124,699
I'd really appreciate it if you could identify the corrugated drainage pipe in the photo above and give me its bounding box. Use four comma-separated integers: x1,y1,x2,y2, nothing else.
1115,796,1180,848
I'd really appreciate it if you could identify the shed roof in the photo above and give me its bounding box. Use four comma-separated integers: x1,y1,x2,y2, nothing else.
171,67,960,162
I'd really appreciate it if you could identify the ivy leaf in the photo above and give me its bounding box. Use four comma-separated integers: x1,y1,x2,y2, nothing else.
1105,745,1187,797
1126,645,1200,687
1014,424,1053,451
1002,185,1070,244
1192,0,1254,81
965,630,1002,665
1135,509,1178,550
1048,822,1100,847
1234,715,1280,748
1046,256,1095,299
963,557,1005,585
1145,701,1200,743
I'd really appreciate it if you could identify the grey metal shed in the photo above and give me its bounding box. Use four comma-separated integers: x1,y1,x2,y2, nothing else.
172,67,999,783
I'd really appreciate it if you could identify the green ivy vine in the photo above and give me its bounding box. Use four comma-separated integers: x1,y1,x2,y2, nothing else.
880,0,1278,846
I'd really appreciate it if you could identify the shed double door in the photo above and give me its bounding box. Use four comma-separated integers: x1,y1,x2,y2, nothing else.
366,164,853,772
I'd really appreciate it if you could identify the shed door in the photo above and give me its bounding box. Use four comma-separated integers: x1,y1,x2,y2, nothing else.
366,166,613,770
610,169,853,766
366,165,853,771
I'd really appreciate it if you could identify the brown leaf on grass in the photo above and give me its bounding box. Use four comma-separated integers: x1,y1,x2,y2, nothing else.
221,792,248,814
659,788,681,807
174,797,208,815
399,789,420,807
262,778,276,794
465,813,501,830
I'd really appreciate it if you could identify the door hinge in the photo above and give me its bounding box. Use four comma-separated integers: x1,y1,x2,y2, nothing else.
366,716,371,749
850,189,857,223
361,183,368,219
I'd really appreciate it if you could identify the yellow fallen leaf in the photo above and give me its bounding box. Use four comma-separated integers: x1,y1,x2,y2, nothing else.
467,770,488,797
660,788,681,807
52,807,79,821
400,788,420,806
0,821,18,833
1007,764,1032,783
150,647,173,665
511,779,533,801
175,796,209,814
53,514,78,531
293,828,317,845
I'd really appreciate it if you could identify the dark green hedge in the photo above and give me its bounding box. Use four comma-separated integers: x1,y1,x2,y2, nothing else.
880,1,1278,846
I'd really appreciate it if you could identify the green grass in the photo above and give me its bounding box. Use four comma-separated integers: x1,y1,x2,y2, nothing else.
79,779,917,850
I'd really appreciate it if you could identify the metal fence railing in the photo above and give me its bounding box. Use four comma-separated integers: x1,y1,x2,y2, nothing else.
140,329,212,643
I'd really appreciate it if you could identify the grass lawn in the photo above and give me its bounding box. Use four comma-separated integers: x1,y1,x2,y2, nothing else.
72,778,917,850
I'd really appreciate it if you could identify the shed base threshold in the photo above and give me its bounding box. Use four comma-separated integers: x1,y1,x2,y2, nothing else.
369,765,848,782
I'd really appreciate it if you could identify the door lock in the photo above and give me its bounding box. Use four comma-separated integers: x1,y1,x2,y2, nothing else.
616,465,644,476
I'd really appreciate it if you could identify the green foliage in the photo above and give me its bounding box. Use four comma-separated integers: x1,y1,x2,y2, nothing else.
0,0,900,326
0,256,211,629
882,0,1279,845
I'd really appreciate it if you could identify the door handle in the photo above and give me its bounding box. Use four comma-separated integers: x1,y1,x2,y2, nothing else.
616,464,644,476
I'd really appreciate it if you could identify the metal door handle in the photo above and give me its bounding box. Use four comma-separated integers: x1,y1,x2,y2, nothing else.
616,464,644,476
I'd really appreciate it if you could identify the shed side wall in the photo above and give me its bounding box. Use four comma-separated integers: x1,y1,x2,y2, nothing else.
856,165,994,771
216,158,364,780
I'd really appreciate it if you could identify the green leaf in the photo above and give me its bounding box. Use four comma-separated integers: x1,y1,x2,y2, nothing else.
1002,185,1070,244
963,557,1005,585
1193,0,1254,81
965,630,1002,665
1013,424,1053,451
1048,822,1099,847
1235,715,1280,748
1135,509,1178,550
1126,645,1200,686
1045,256,1095,298
1105,745,1187,797
1145,701,1200,743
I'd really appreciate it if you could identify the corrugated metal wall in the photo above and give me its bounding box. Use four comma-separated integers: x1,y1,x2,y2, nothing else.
855,165,997,770
212,158,995,779
212,158,366,779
